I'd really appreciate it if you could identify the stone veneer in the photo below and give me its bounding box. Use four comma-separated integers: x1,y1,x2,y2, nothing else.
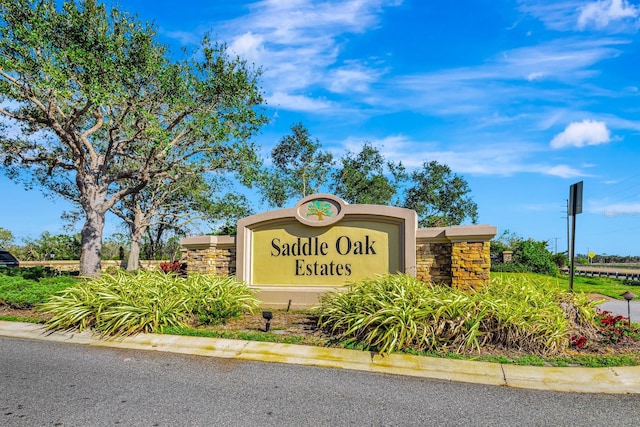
414,226,495,291
180,236,236,276
181,225,496,292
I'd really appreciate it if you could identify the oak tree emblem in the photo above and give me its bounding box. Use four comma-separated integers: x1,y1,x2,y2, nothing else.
306,200,333,221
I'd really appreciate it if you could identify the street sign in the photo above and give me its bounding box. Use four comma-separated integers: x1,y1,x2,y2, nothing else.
568,181,583,216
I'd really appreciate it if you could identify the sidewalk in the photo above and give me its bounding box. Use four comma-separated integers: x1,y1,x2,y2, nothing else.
1,320,639,395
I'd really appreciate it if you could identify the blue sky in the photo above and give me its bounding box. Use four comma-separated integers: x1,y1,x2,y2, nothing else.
1,0,640,256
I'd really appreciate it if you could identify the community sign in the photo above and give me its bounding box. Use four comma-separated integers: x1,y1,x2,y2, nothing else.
236,194,417,287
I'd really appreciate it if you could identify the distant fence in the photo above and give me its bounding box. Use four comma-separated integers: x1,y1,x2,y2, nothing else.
18,260,168,272
561,267,640,282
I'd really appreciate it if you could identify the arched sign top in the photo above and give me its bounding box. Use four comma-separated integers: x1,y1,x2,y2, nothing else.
294,193,347,227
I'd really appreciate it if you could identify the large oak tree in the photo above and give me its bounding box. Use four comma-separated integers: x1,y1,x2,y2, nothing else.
0,0,266,275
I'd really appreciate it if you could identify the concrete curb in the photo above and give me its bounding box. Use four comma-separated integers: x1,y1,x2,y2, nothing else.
1,320,639,394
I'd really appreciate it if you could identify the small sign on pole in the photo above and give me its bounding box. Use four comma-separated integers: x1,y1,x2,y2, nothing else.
569,181,583,215
568,181,583,292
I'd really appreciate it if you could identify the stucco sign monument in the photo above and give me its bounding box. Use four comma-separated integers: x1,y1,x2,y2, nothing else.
237,194,417,290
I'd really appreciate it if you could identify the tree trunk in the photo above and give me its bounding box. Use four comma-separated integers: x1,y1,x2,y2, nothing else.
127,209,147,271
79,209,105,276
127,237,141,271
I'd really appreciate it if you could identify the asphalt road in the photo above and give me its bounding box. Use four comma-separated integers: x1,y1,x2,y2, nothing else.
597,299,640,321
2,337,640,426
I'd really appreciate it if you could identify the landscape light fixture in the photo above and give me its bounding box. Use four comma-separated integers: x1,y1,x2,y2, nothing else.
621,291,636,327
262,311,273,332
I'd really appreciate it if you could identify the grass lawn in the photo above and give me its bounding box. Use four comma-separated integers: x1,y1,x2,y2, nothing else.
492,271,640,299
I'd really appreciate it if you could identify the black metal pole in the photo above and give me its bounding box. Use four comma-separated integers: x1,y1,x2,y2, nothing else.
569,213,577,293
566,199,570,259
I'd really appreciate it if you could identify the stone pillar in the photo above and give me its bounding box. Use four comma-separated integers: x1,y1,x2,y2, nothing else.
416,225,496,291
180,236,236,276
450,241,491,291
416,241,452,285
502,251,513,263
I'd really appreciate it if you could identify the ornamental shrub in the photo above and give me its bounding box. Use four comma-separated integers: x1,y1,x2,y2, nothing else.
317,274,597,356
39,270,258,336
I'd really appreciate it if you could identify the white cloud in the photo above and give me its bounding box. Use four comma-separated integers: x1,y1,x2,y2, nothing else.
334,136,592,178
541,164,586,178
578,0,639,30
527,72,545,81
229,32,266,62
267,91,334,112
327,64,382,93
518,1,585,31
591,202,640,216
225,0,399,98
390,38,624,119
550,120,611,149
337,135,425,160
520,0,639,32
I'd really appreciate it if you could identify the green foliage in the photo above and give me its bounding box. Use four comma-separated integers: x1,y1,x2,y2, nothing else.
490,229,522,259
331,143,406,205
101,234,129,260
403,161,478,227
0,266,72,280
0,226,14,249
492,236,559,276
262,123,334,207
623,278,640,287
552,253,568,269
15,232,81,261
180,274,259,325
0,269,77,308
490,262,529,273
317,274,598,356
203,193,254,236
39,270,259,336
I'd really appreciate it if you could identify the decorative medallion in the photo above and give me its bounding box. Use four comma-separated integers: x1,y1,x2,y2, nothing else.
294,194,346,227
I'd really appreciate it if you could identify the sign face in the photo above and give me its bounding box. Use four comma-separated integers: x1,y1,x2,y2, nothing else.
569,181,583,216
252,220,399,286
237,194,417,288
